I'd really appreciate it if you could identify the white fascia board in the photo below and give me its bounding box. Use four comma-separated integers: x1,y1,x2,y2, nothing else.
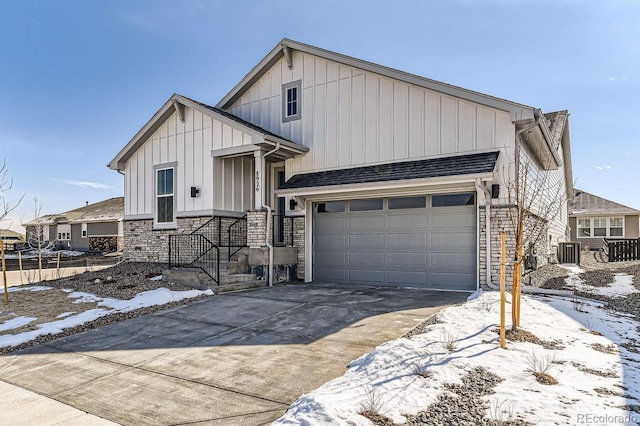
275,173,492,199
216,38,537,119
212,144,260,158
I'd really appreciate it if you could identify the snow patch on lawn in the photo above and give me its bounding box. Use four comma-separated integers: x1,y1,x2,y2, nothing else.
0,288,214,349
0,316,37,332
275,291,640,425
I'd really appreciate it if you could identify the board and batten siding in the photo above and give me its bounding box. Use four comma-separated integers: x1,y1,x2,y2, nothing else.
124,107,254,218
228,50,516,179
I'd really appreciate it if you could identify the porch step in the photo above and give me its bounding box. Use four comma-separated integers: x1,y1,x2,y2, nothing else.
162,267,261,292
216,279,269,294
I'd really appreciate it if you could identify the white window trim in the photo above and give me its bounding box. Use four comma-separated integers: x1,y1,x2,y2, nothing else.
282,80,301,122
154,162,178,230
81,223,88,238
576,216,625,238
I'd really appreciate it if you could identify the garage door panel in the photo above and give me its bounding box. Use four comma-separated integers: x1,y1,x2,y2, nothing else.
315,234,347,249
430,232,475,249
314,251,347,265
315,216,347,233
388,271,428,285
313,199,476,290
388,233,428,249
432,211,475,228
349,234,385,248
349,215,384,230
349,269,385,283
349,252,384,265
387,252,428,265
388,214,427,229
431,252,475,269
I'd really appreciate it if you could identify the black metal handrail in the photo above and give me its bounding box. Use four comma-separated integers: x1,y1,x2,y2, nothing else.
272,215,293,247
191,216,221,245
228,215,247,261
169,234,220,285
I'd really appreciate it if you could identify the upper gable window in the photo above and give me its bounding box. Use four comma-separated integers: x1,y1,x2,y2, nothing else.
282,80,301,122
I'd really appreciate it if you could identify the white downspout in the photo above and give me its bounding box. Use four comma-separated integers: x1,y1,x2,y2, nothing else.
476,178,498,289
262,142,280,287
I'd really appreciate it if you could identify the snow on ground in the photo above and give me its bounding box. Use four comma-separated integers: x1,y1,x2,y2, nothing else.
0,287,213,349
276,277,640,425
3,249,85,259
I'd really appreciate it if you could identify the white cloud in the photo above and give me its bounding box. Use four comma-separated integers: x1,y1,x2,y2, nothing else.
595,165,612,170
47,178,114,189
609,77,617,81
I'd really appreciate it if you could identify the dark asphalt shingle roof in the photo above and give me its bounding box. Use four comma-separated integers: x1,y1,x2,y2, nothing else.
570,189,639,216
181,95,297,143
279,151,500,190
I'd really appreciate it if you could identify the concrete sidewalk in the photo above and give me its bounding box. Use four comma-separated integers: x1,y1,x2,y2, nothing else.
0,283,468,425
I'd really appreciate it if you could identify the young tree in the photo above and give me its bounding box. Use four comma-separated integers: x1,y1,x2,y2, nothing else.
0,159,24,225
501,114,570,329
26,195,57,282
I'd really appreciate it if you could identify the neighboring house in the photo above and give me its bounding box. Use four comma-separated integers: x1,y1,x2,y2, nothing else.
569,189,640,249
1,229,25,251
22,197,124,253
108,39,573,291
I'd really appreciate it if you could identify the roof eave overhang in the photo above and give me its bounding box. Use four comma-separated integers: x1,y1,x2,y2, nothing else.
216,39,538,118
519,110,563,171
275,172,493,199
109,93,307,170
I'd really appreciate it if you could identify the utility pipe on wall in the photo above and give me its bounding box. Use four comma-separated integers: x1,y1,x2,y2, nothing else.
476,179,498,289
261,142,280,287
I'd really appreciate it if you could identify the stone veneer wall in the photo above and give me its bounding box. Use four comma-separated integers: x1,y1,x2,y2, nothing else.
124,216,219,263
479,206,551,290
293,217,305,280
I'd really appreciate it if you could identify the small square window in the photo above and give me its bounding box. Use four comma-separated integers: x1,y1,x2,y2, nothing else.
282,80,301,122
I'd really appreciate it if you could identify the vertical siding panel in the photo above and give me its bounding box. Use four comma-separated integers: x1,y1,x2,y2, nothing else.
379,78,393,162
393,82,409,160
152,136,160,166
124,161,132,216
232,128,243,147
176,127,185,213
458,102,476,152
327,62,339,83
211,119,222,150
315,59,326,84
440,97,457,154
351,73,364,165
313,83,326,170
233,157,243,211
260,99,270,129
223,158,233,210
408,86,424,158
144,142,153,214
193,124,203,212
222,124,233,148
303,54,314,88
130,153,139,216
424,92,440,156
337,76,351,166
325,80,338,168
302,86,314,171
202,123,213,211
364,74,379,164
476,107,495,150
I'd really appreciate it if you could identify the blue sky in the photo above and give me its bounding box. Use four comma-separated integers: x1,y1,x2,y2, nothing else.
1,0,638,232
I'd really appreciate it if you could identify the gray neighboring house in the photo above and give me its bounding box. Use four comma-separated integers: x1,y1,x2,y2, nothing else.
569,189,640,249
23,197,124,253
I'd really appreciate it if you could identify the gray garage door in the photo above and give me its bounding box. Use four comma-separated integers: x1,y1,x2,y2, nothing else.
312,194,476,290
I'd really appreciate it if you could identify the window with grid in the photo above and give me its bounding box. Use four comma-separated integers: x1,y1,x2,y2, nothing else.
593,218,607,237
156,167,174,225
577,218,591,237
609,217,624,237
282,80,301,122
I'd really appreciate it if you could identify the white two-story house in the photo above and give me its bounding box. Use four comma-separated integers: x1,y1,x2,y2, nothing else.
108,39,573,291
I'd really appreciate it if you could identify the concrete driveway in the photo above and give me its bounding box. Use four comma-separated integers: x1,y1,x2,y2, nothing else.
0,283,468,425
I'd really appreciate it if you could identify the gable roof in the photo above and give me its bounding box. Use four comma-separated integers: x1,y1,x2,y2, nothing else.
569,189,640,216
216,39,537,120
108,94,308,171
278,151,499,193
23,197,124,226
